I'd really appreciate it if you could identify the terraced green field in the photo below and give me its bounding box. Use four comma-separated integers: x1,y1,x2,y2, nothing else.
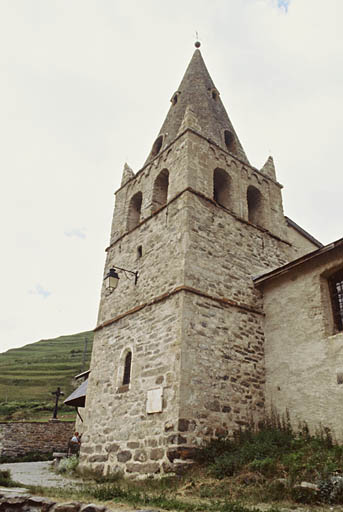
0,330,94,420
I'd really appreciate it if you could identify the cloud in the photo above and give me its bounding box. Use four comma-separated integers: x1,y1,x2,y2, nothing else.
275,0,290,12
64,228,86,240
29,284,51,299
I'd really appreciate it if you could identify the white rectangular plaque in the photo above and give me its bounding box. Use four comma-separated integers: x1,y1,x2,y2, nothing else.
146,387,163,414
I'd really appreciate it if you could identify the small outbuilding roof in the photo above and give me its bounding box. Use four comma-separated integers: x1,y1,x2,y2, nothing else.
64,379,88,408
74,369,91,380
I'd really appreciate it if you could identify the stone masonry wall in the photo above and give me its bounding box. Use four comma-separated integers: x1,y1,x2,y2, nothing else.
97,192,188,327
79,295,183,476
184,191,290,307
261,246,343,440
172,190,292,449
286,223,320,257
179,294,265,439
0,421,74,457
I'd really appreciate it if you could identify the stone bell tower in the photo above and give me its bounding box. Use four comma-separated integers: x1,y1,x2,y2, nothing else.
80,44,302,477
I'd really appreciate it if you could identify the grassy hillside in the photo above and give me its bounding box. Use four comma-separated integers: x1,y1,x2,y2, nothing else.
0,330,93,420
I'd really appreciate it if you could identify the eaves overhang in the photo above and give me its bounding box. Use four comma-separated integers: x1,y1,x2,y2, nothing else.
285,216,323,249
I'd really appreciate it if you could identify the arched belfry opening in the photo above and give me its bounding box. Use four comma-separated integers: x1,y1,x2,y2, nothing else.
152,169,169,212
213,168,232,210
247,185,264,227
127,192,142,231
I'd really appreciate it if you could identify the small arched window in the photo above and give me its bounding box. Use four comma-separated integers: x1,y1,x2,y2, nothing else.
151,135,163,158
211,88,219,101
171,92,180,105
328,269,343,332
213,168,232,210
123,351,132,385
127,192,142,231
152,169,169,212
247,185,264,226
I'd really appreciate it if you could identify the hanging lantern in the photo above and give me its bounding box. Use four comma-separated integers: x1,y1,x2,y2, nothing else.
104,268,120,290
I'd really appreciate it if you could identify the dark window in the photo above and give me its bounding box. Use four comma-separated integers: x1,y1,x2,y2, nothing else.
127,192,142,231
329,270,343,332
151,135,163,157
123,352,132,385
213,168,232,209
247,185,263,226
224,130,235,152
152,168,169,212
137,245,143,258
171,93,179,105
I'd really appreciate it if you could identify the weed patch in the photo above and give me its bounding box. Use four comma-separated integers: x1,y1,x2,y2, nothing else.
29,479,282,512
0,469,17,487
57,455,79,474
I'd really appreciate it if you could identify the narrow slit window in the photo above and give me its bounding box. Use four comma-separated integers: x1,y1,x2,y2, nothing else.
329,270,343,332
123,352,132,385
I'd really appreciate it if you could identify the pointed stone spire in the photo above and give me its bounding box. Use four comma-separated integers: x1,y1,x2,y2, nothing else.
145,48,249,165
121,162,135,186
260,156,276,180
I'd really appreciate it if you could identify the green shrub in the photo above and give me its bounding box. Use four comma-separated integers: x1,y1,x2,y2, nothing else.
0,469,15,487
57,455,79,474
263,480,288,502
249,457,277,476
193,437,234,465
210,453,241,478
290,485,318,504
318,477,343,504
195,414,343,488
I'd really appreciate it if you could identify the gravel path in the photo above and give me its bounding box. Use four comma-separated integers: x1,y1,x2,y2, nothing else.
0,461,80,488
0,462,155,511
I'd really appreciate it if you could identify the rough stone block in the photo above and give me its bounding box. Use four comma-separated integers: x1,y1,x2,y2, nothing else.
52,502,81,512
150,448,164,460
88,454,108,463
134,450,147,462
106,443,119,453
117,450,132,462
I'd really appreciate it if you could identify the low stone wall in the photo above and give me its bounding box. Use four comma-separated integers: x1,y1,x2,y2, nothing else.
0,490,108,512
0,421,74,457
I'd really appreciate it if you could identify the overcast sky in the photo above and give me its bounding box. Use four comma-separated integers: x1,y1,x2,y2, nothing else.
1,0,342,353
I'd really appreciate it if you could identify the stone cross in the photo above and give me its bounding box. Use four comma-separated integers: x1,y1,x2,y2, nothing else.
51,387,64,419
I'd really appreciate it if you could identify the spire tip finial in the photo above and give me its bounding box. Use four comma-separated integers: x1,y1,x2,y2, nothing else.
195,31,201,48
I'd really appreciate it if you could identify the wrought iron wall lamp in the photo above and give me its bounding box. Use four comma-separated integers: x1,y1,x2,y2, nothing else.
104,266,139,291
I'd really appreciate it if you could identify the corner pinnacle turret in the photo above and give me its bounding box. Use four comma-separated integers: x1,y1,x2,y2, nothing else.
145,48,249,165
